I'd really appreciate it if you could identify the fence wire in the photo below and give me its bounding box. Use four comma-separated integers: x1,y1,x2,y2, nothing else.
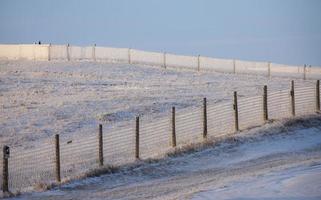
176,107,203,145
207,101,235,138
60,134,98,180
103,123,136,166
268,89,292,120
238,96,264,130
295,86,316,115
140,117,171,159
1,82,320,193
7,140,55,192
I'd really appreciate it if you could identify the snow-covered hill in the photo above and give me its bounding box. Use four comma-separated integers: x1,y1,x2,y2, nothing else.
0,60,312,148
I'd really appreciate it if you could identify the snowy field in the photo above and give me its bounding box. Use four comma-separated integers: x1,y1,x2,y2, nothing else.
10,116,321,200
0,60,314,148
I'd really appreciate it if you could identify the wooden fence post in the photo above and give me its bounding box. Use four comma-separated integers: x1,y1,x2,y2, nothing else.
55,134,61,182
316,80,320,111
263,85,268,121
98,124,103,166
291,80,295,116
163,52,167,69
233,91,239,131
135,116,139,159
203,98,208,139
67,44,70,61
92,44,96,62
197,55,201,72
171,107,176,147
303,64,306,80
2,146,9,193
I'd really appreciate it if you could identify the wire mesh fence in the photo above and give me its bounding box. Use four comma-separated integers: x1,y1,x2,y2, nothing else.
207,101,235,138
268,90,292,120
1,80,320,193
140,117,171,159
7,140,56,192
176,106,203,145
238,95,264,130
103,125,136,166
60,134,98,180
1,44,321,80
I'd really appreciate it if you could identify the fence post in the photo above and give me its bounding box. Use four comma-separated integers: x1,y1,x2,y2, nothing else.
163,52,167,69
171,107,176,147
98,124,103,166
135,116,139,159
263,85,268,121
197,55,201,72
233,59,236,74
316,80,320,112
48,43,51,61
203,98,208,140
93,44,96,62
233,91,239,131
303,64,306,80
2,146,9,193
291,80,295,116
55,134,61,182
67,44,70,61
128,48,131,64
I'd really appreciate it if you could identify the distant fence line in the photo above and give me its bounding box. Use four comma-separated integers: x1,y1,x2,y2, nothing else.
0,44,321,79
1,80,321,194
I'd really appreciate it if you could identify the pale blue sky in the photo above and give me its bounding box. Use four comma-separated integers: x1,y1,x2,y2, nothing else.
0,0,320,66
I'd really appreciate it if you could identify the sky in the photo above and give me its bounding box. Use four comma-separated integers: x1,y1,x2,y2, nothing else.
0,0,321,66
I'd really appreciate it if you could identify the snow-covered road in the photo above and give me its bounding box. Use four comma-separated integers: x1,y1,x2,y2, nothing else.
11,116,321,200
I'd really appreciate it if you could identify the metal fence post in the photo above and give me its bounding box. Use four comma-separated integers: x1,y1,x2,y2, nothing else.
203,98,208,139
263,85,268,121
2,146,9,193
233,91,239,131
303,64,306,80
317,80,320,111
98,124,103,166
135,116,139,159
291,80,295,116
55,134,61,182
171,107,176,147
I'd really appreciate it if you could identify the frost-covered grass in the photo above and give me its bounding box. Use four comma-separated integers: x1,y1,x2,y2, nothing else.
0,60,313,148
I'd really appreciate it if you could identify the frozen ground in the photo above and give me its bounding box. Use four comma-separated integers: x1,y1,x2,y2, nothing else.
0,60,314,148
9,116,321,200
